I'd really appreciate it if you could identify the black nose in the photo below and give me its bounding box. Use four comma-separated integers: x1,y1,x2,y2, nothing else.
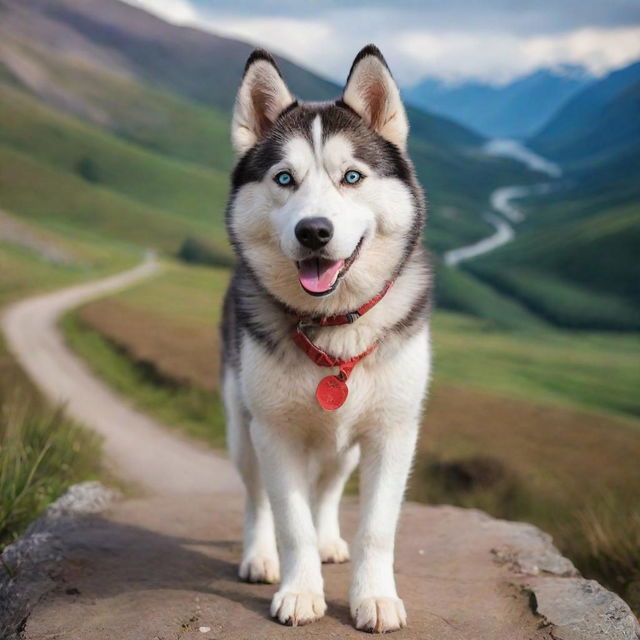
295,217,333,250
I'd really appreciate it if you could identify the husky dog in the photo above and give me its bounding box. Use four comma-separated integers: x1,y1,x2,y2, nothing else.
221,44,431,633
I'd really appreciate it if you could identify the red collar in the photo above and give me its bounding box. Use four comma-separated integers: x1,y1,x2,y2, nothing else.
292,280,394,410
294,279,394,327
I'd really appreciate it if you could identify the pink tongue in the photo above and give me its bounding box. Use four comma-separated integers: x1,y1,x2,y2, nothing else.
298,257,345,293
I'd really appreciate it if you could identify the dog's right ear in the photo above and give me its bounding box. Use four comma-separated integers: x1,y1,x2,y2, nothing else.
231,50,294,156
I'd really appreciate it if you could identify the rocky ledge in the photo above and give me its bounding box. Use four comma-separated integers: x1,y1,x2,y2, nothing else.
1,483,638,639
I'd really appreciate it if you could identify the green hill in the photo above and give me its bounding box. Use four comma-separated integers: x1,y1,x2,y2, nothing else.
464,198,640,330
0,0,538,259
0,84,229,227
464,145,640,331
455,61,640,331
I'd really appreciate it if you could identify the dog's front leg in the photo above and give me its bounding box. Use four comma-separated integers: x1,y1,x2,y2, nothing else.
350,426,418,633
251,419,326,626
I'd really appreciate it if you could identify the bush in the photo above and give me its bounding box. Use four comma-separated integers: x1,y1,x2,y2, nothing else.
409,454,532,521
75,156,100,183
177,236,234,268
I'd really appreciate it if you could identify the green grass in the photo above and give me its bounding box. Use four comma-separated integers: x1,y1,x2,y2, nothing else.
466,268,639,331
0,239,115,549
0,224,138,307
434,263,546,330
62,309,226,449
0,146,228,255
465,193,640,330
100,262,229,326
0,339,102,549
433,311,640,420
2,38,235,171
0,83,229,235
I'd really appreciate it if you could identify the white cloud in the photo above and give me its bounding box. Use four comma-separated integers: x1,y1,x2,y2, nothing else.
522,27,640,76
396,25,640,85
124,0,199,24
122,1,640,86
211,17,338,72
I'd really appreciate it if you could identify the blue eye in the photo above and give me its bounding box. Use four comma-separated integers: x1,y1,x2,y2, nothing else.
344,170,362,185
275,171,294,187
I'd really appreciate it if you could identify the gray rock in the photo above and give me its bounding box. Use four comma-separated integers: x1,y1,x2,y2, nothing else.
530,577,640,640
0,482,117,640
491,519,578,577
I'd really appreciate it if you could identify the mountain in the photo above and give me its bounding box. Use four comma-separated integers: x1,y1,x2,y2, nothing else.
528,62,640,169
0,0,538,261
405,67,593,139
461,63,640,331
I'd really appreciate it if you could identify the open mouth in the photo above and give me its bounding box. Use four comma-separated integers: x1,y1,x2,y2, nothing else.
296,237,363,296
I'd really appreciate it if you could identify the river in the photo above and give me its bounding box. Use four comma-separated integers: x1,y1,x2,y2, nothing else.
444,139,561,267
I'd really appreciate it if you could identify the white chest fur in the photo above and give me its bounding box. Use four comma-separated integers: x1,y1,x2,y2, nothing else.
237,322,431,448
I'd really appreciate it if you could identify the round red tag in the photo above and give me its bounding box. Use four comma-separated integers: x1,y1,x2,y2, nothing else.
316,375,349,410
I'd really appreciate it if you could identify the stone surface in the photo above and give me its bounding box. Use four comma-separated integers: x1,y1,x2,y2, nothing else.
491,519,578,577
0,490,633,640
530,578,640,640
0,483,118,639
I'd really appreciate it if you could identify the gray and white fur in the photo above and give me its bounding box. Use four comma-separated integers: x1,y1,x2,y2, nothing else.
221,44,432,633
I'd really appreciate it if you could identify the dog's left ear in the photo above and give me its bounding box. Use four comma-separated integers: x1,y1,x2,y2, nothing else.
232,49,295,155
342,44,409,151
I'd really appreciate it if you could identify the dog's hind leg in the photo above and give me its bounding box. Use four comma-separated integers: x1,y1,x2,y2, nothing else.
223,371,279,583
314,445,359,564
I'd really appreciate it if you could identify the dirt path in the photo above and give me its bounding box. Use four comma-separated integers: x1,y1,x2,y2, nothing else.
1,255,240,495
2,260,637,639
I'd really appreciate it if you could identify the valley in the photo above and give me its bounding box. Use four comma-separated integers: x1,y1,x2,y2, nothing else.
444,140,560,265
0,0,639,617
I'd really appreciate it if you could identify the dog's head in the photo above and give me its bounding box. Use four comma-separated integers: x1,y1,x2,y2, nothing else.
227,45,425,313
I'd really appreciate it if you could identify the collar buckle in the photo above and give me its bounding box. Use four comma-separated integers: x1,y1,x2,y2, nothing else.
297,318,314,330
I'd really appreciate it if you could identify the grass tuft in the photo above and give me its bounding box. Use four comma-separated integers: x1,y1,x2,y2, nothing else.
0,344,102,549
570,498,640,613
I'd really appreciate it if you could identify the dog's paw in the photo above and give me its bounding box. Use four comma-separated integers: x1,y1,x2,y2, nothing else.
238,551,280,584
351,597,407,633
319,537,350,564
270,590,327,626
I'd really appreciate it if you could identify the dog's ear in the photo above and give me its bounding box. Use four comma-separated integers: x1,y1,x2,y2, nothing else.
231,49,294,155
342,44,409,151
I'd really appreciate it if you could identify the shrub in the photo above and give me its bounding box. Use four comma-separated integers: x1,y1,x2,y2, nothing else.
75,156,100,183
177,236,234,268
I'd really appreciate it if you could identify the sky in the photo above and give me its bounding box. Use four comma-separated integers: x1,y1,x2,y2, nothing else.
125,0,640,86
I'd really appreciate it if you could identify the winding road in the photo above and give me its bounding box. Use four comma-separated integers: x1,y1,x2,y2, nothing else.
444,139,561,267
1,254,240,495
